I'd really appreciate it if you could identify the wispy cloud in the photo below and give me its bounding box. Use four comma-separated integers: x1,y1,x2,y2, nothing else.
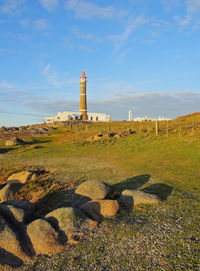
38,0,58,12
19,18,30,27
108,15,147,52
162,0,180,11
143,39,157,43
77,45,94,52
64,0,126,19
186,0,200,13
42,64,78,87
0,80,199,124
42,64,58,86
62,36,94,52
72,27,102,43
0,80,14,90
174,15,192,26
193,20,200,29
0,0,26,15
27,90,200,120
34,19,50,30
87,91,200,120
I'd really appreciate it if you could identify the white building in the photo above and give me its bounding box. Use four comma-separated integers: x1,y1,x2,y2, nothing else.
134,116,171,122
45,111,110,123
157,116,171,121
134,116,155,122
128,110,132,121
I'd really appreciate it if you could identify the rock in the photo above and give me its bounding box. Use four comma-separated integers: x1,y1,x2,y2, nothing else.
75,180,110,200
0,183,24,203
0,215,30,264
27,219,64,256
5,137,24,147
113,134,121,139
7,171,36,184
46,207,90,235
119,189,161,209
80,200,119,221
87,134,104,142
0,201,34,224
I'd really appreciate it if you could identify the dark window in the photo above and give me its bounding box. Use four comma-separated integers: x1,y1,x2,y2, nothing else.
91,117,93,120
96,116,98,121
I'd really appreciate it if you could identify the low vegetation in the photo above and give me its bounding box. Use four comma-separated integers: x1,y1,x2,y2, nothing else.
0,113,200,270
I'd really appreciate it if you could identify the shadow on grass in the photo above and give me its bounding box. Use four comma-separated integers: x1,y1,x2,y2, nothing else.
0,248,24,268
112,174,151,193
142,183,173,200
0,148,14,154
34,189,73,218
26,139,51,145
111,174,173,201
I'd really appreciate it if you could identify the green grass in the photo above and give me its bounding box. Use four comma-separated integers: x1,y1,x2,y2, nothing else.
0,115,200,270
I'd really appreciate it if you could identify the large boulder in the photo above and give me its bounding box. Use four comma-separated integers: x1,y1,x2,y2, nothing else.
27,219,64,256
0,183,24,203
80,200,119,221
119,189,161,209
7,171,36,184
5,137,24,147
0,215,30,265
75,180,110,200
46,207,86,233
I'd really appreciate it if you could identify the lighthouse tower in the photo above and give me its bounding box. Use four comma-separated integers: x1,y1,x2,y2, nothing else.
79,71,88,120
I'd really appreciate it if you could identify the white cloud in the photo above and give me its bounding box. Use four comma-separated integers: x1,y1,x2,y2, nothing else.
34,19,50,30
25,90,200,120
186,0,200,13
19,18,30,27
42,64,78,87
162,0,180,11
38,0,58,12
42,64,58,86
72,27,102,43
174,15,192,26
0,0,26,14
143,39,156,43
0,80,14,90
194,20,200,29
87,91,200,120
64,0,126,19
108,15,147,51
77,45,94,52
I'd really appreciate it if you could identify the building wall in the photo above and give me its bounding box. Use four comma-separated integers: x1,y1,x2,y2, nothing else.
45,111,110,123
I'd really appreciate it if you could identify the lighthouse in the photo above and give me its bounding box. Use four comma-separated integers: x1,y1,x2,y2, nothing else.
79,71,88,120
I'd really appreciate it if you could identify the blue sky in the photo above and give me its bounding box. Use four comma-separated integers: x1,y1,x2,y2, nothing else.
0,0,200,126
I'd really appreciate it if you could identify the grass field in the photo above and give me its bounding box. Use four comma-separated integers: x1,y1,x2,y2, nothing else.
0,114,200,270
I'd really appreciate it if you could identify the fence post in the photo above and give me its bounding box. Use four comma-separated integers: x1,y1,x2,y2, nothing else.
167,121,169,136
156,120,159,136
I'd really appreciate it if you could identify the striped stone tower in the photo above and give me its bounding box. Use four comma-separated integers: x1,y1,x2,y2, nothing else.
80,71,88,120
